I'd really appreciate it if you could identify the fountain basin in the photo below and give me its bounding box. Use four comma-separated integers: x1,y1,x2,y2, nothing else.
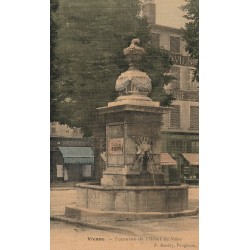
68,183,188,214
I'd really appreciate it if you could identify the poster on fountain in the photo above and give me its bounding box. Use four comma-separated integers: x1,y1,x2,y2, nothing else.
50,0,199,249
109,138,124,155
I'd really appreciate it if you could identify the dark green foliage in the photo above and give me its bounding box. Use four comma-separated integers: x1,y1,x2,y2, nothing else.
141,46,175,102
50,0,59,121
181,0,199,81
160,94,175,107
51,0,174,136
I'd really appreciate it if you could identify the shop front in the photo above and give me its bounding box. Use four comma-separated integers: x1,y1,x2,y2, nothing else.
161,132,199,154
160,153,178,184
181,153,199,185
55,147,95,182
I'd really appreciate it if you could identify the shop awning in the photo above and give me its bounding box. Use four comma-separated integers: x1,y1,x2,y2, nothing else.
160,153,177,166
58,147,94,164
182,153,199,166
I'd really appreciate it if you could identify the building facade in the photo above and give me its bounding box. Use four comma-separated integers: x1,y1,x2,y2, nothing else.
143,0,199,183
50,122,94,182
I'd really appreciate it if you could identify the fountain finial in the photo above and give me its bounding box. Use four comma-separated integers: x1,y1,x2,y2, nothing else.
123,39,146,70
115,39,152,98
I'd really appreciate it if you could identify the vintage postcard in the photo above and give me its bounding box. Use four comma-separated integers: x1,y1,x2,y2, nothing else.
50,0,199,249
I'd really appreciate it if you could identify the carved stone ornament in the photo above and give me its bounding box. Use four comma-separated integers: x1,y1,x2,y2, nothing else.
123,38,146,70
115,70,152,95
135,136,152,155
115,39,152,97
133,137,155,172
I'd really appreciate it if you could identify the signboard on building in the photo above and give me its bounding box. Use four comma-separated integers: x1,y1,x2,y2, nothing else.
170,54,196,67
108,138,124,155
168,134,199,140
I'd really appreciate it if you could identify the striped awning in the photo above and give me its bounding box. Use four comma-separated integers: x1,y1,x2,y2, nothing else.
182,153,199,166
58,147,94,164
160,153,177,166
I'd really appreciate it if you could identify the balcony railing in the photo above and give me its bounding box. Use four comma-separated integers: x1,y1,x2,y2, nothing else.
171,90,199,101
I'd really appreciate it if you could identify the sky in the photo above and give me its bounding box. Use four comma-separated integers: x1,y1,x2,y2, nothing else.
155,0,186,28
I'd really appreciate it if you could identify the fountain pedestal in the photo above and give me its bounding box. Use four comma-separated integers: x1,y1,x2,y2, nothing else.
98,101,166,186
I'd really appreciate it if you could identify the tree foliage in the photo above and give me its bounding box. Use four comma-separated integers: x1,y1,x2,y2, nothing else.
181,0,199,81
51,0,174,136
50,0,59,119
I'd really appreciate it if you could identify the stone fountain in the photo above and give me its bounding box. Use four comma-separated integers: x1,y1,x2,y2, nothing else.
64,39,193,222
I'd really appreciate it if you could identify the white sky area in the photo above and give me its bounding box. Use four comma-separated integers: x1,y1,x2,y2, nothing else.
155,0,186,28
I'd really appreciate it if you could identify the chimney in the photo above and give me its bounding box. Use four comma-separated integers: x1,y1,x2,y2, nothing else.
142,0,156,25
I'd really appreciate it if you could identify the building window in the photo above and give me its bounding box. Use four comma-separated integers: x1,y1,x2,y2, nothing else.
182,140,187,152
188,68,198,90
167,140,185,153
170,105,180,128
169,66,180,90
151,33,160,47
170,36,180,54
168,141,177,153
191,141,199,153
190,106,199,130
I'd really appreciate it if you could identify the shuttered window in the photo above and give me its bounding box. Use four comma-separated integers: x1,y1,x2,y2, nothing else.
190,106,199,130
191,141,199,153
169,66,180,89
170,36,180,54
170,105,180,128
167,140,186,153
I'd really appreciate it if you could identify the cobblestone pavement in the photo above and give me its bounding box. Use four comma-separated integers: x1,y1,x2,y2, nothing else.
51,187,199,250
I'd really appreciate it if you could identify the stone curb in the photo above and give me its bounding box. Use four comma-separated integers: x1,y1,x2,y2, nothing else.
50,187,76,191
50,185,199,190
50,216,136,235
51,208,198,235
65,205,198,219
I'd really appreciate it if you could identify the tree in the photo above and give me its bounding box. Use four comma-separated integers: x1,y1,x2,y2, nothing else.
51,0,174,136
50,0,60,120
181,0,199,81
